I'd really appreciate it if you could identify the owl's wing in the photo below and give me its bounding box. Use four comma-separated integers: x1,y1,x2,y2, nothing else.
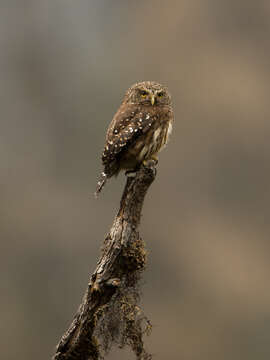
95,106,155,196
102,105,155,167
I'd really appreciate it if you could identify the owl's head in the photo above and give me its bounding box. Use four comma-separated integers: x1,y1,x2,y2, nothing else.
124,81,172,106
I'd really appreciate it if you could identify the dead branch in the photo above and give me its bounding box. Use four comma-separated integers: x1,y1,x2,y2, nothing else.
52,160,157,360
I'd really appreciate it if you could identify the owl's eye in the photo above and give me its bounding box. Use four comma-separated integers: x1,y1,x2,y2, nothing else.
157,92,164,98
140,90,148,98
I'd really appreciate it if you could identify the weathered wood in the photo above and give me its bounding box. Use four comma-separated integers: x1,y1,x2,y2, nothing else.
53,161,156,360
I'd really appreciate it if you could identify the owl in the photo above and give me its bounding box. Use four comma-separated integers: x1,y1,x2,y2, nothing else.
95,81,173,196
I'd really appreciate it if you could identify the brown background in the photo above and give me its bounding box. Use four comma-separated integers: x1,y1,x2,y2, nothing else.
1,1,270,359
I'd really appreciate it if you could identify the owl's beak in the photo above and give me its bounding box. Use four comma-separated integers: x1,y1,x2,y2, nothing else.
151,94,155,105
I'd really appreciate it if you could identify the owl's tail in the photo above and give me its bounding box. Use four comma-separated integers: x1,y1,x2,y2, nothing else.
94,171,108,197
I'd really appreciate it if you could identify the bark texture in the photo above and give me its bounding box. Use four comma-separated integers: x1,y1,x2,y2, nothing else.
53,161,156,360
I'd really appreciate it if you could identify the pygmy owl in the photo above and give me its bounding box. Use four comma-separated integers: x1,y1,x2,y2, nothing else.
95,81,173,196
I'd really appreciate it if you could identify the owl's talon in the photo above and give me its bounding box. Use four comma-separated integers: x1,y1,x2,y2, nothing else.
125,170,137,178
151,155,159,164
143,157,158,167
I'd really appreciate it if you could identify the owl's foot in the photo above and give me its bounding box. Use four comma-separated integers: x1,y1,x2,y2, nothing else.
125,170,137,178
143,156,158,167
142,159,157,177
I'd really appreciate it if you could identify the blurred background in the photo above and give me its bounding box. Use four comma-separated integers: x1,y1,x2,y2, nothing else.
1,1,270,359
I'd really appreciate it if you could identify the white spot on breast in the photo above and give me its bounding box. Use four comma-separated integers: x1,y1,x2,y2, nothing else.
160,122,173,152
139,145,149,160
167,122,173,137
153,128,161,142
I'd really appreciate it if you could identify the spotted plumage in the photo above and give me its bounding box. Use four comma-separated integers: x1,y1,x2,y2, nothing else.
95,81,173,196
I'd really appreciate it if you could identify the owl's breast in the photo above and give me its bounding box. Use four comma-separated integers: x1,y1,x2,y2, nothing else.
115,106,173,170
138,119,173,161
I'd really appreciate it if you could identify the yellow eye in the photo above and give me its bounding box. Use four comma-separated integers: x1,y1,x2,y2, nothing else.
140,90,148,98
157,92,164,98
